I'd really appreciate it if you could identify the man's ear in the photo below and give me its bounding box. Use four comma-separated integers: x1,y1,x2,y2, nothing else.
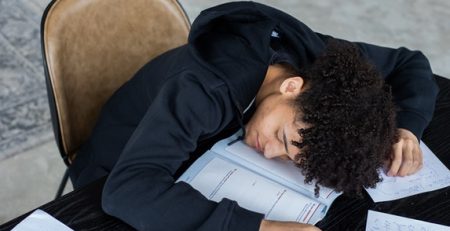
279,77,304,97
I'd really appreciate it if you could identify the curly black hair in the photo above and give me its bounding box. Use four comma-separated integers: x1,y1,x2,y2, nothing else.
289,39,397,196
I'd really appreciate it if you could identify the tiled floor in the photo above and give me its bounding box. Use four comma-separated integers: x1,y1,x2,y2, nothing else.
1,0,449,225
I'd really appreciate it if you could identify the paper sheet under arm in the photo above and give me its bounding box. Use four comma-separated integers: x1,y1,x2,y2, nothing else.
366,210,450,231
365,141,450,202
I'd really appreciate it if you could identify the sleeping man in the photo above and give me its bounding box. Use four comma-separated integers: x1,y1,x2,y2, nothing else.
68,2,438,231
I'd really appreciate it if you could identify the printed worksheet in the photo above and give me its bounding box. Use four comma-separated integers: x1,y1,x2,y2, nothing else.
365,210,450,231
187,156,326,224
366,142,450,202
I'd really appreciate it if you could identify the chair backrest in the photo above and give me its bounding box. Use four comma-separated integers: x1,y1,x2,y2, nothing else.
41,0,190,165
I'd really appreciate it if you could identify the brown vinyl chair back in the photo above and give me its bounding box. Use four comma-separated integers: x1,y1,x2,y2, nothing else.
41,0,190,165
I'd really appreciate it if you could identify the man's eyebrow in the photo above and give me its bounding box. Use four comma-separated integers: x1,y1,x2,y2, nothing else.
283,129,289,155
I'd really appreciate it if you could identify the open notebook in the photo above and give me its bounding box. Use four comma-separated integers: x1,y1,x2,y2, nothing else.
177,132,341,224
177,132,450,224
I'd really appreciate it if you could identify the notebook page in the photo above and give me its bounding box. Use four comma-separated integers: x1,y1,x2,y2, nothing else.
178,151,327,224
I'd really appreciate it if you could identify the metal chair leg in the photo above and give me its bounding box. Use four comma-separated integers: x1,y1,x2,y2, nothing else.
55,168,70,199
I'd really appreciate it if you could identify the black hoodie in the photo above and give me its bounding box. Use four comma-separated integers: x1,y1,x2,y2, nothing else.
71,2,438,230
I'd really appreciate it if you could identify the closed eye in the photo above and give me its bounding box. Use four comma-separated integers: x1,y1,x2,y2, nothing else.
282,128,289,155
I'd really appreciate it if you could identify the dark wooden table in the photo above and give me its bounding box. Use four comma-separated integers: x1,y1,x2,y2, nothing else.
1,75,449,231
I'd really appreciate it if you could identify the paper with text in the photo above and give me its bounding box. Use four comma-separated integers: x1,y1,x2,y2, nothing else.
365,210,450,231
181,155,326,224
366,142,450,202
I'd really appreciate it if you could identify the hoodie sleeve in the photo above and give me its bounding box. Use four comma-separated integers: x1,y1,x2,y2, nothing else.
352,42,439,139
288,26,438,139
102,75,264,231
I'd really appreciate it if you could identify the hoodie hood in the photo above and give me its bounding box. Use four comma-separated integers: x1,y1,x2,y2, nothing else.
188,2,275,116
188,1,328,115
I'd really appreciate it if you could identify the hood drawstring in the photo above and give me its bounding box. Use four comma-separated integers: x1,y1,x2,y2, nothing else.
227,97,256,146
227,116,245,146
227,100,245,146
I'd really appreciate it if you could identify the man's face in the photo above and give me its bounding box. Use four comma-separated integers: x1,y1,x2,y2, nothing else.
244,93,307,162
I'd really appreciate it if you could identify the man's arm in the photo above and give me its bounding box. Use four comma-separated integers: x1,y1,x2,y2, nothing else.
353,41,439,176
354,42,439,139
311,32,438,176
101,76,264,231
312,33,439,140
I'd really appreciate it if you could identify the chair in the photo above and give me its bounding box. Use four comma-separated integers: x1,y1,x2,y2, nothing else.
41,0,190,198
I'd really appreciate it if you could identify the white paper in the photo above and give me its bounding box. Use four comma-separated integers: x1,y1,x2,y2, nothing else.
187,157,326,224
12,209,73,231
365,210,450,231
366,141,450,202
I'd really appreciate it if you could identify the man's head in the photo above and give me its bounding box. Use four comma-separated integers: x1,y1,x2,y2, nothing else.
244,39,397,196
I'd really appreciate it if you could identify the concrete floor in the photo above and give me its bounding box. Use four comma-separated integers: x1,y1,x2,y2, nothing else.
0,140,69,223
1,0,449,225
